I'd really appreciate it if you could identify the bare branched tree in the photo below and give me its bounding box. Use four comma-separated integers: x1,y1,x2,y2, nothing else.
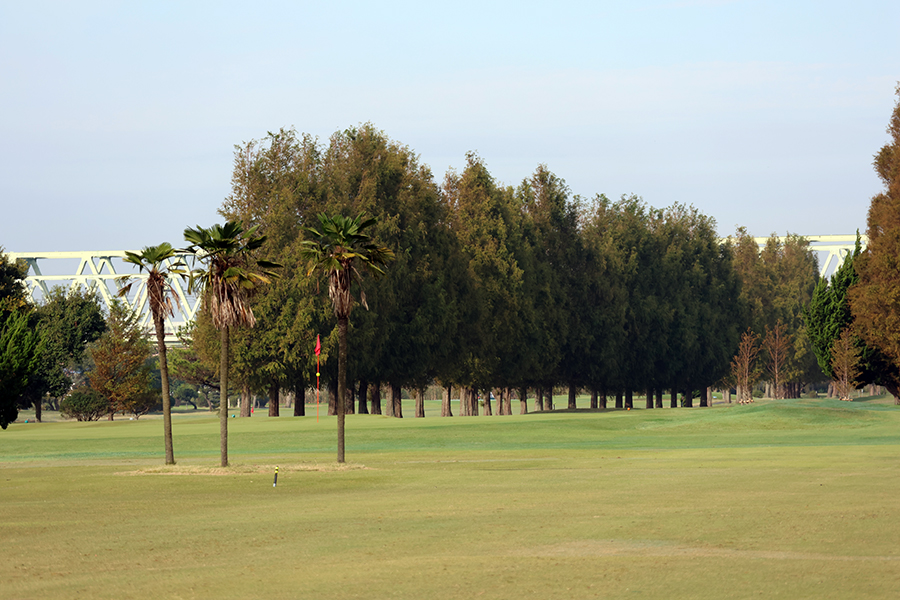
831,329,861,401
731,328,761,404
763,319,791,400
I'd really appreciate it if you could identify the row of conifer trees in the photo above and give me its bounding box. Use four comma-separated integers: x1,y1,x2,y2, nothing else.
173,124,830,415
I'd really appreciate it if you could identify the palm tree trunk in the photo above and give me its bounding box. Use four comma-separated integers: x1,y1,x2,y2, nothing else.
220,325,229,467
155,315,175,465
337,316,348,463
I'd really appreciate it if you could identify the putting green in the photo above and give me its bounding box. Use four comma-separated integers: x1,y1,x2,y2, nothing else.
2,396,899,599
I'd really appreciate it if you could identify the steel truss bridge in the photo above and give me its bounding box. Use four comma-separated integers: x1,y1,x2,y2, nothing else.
7,250,200,346
7,235,865,345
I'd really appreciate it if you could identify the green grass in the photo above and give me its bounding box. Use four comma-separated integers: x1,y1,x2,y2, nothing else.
3,396,900,599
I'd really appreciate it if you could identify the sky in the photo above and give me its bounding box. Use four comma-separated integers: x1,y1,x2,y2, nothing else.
1,0,898,253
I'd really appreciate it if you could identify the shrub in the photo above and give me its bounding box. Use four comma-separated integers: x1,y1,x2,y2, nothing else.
60,387,109,421
121,389,160,419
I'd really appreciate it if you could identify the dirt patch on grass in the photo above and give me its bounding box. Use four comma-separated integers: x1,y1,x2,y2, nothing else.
519,540,900,561
117,463,368,476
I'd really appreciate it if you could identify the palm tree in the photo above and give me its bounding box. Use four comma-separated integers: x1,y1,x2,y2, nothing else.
118,243,186,465
183,221,279,467
301,213,394,463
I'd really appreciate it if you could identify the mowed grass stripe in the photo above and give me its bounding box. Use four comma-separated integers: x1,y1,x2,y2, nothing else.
3,396,898,463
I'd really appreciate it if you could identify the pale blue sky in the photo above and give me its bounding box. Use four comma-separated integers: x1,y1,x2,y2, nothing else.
1,0,897,252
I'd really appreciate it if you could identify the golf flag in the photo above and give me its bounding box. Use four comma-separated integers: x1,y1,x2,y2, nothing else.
315,334,321,422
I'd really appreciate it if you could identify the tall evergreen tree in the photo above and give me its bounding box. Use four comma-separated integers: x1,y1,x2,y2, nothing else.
87,300,153,420
849,84,900,402
444,154,527,404
0,247,37,428
580,195,629,407
806,236,897,397
518,166,589,407
0,301,43,429
320,126,459,405
661,206,744,405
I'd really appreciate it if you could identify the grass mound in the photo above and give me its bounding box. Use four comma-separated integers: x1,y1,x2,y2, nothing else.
118,462,368,476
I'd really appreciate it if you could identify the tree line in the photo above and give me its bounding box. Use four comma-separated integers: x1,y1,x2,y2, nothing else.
5,83,899,456
193,124,824,417
0,125,834,435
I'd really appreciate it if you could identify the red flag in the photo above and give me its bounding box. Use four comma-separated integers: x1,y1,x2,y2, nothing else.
314,334,321,356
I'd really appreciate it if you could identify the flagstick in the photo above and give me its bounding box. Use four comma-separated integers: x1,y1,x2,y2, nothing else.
315,334,321,423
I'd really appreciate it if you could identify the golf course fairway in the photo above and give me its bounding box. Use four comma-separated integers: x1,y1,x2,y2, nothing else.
2,395,899,599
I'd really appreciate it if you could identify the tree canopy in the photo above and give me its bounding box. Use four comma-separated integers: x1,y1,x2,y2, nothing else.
204,125,763,412
849,85,900,401
731,229,819,397
87,300,154,420
0,249,43,428
7,120,862,430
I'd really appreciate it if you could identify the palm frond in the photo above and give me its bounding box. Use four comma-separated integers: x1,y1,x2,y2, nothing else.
301,213,395,318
